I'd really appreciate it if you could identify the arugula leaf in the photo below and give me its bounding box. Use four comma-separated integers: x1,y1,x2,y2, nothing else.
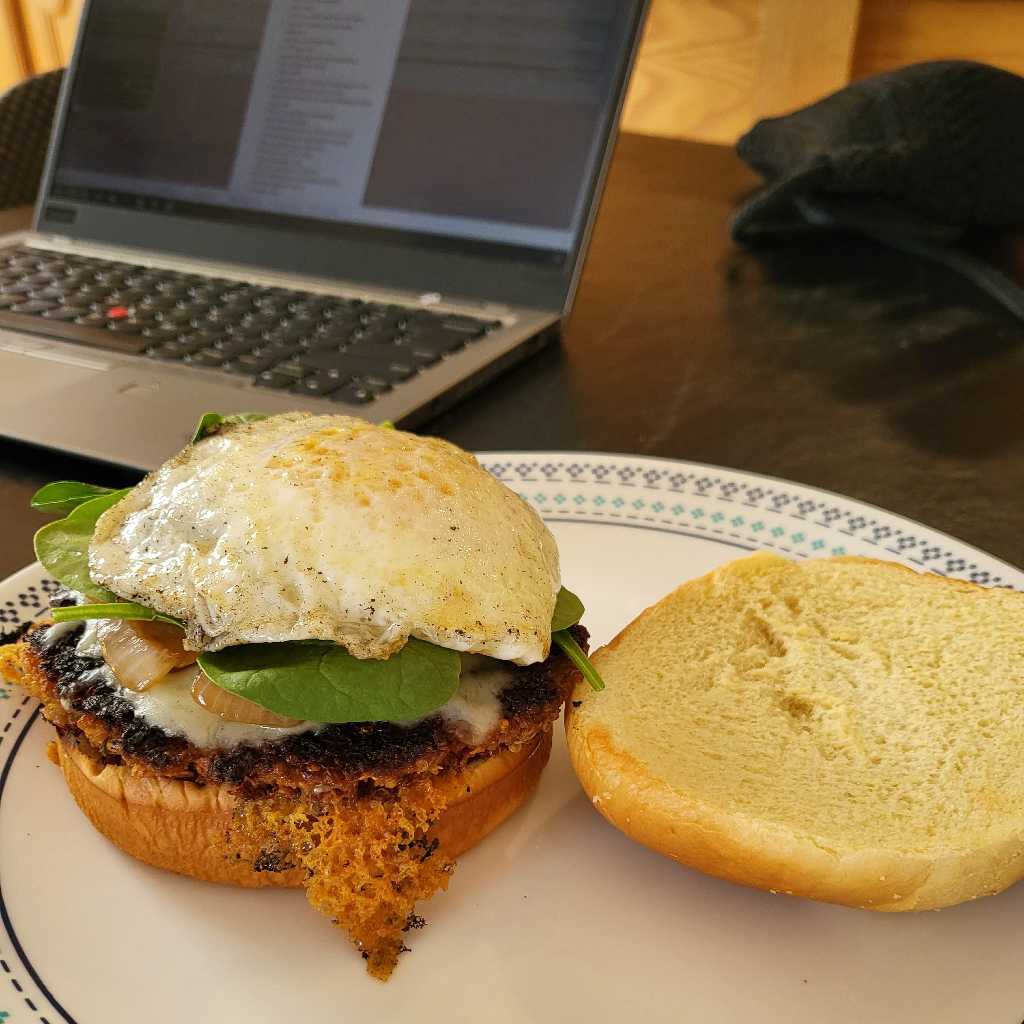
190,412,268,444
198,637,461,723
51,602,183,627
553,629,605,691
30,481,116,516
33,488,133,601
551,586,585,631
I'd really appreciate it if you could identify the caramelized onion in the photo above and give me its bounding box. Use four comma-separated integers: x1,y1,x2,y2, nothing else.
190,670,302,727
100,619,196,692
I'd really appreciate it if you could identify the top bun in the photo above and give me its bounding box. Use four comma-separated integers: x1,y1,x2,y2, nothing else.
566,553,1024,911
90,413,560,663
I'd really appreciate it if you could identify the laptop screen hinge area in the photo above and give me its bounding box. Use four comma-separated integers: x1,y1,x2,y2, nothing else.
41,205,77,226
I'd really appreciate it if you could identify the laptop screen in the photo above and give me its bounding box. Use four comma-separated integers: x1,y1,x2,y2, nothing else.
48,0,640,266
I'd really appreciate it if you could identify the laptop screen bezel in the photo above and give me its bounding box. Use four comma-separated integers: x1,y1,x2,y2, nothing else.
33,0,649,313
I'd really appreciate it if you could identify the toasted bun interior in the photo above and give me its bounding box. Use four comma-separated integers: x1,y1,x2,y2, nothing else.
565,553,1024,911
57,731,551,887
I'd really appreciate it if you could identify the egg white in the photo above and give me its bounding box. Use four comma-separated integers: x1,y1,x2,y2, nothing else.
88,413,560,664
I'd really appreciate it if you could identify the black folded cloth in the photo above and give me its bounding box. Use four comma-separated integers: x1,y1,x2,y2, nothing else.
732,61,1024,319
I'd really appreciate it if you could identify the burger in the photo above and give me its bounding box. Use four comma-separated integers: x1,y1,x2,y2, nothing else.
0,412,601,978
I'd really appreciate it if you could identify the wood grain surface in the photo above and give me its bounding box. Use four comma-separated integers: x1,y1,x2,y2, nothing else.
0,0,31,94
755,0,861,120
621,0,759,145
853,0,1024,80
623,0,1024,143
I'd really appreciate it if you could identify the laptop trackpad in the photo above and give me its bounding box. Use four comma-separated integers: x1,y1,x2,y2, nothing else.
0,347,108,405
0,350,298,469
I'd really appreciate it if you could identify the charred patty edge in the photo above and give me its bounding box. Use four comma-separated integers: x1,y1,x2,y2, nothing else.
22,622,585,792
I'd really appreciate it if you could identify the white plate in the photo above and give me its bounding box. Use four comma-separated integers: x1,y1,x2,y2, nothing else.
1,453,1021,1024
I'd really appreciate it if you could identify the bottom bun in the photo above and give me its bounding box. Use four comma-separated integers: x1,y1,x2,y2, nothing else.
57,730,552,888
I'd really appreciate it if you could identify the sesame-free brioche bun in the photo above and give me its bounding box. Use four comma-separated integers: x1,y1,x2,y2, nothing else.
57,730,552,887
566,553,1024,912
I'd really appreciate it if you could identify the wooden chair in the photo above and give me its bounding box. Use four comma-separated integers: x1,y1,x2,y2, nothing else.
623,0,1024,145
0,67,62,209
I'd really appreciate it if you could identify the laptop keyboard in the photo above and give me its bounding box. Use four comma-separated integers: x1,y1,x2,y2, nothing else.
0,246,500,404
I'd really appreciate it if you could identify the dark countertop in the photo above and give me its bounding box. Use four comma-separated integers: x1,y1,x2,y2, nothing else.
2,132,1023,575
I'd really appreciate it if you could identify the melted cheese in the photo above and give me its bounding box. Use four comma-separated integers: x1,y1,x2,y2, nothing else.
440,668,512,744
61,620,509,749
39,620,83,647
116,665,319,749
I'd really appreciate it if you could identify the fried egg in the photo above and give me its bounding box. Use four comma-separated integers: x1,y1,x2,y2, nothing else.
88,413,560,664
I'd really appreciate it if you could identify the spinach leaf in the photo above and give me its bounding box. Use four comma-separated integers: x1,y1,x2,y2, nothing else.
553,629,605,691
51,602,183,627
551,586,585,631
198,637,461,723
33,488,133,601
190,412,268,444
30,481,116,516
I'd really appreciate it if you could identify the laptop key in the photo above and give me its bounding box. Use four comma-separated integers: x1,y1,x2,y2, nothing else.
256,370,295,389
269,360,307,380
184,349,227,367
329,381,383,405
61,275,94,290
41,306,89,321
29,285,69,300
231,351,281,373
225,324,267,342
404,330,467,355
291,372,345,397
173,301,209,318
124,273,158,288
156,308,195,325
155,280,186,294
311,320,359,343
109,288,147,304
190,326,227,343
438,315,488,331
75,312,111,327
11,299,58,314
139,295,179,310
409,348,442,367
385,362,417,382
210,337,254,357
124,307,158,322
73,284,113,301
264,326,314,347
108,319,147,334
147,342,193,360
143,322,187,340
175,332,221,352
295,350,394,375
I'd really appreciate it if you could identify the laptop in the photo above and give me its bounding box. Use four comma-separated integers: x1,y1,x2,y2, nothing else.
0,0,648,469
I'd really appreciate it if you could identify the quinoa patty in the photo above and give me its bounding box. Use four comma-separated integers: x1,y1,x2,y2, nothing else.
7,622,584,795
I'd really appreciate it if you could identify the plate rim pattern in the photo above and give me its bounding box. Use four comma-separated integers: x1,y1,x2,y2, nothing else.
0,453,1020,1023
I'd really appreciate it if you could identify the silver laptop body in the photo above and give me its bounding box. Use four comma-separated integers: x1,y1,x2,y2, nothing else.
0,0,648,469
